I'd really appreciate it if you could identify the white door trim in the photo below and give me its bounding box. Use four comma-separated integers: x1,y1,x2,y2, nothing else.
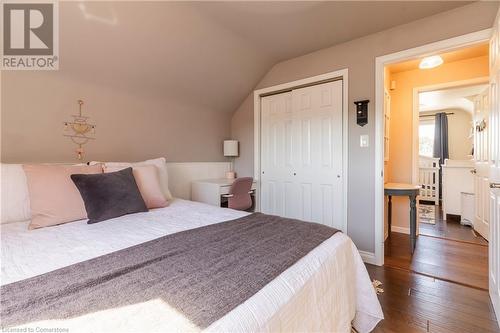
254,68,349,233
375,29,492,266
411,77,489,186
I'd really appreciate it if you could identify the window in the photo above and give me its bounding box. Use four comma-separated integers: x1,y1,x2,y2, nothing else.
419,121,435,157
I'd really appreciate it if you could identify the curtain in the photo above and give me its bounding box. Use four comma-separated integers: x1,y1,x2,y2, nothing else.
433,112,449,199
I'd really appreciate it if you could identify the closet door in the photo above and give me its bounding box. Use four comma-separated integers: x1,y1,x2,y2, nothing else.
292,80,343,228
260,80,343,228
260,92,296,217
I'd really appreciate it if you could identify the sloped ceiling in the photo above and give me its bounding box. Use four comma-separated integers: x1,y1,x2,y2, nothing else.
419,84,489,113
59,1,470,114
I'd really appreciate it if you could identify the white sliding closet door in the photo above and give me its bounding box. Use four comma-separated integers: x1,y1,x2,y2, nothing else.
260,91,294,218
260,80,343,229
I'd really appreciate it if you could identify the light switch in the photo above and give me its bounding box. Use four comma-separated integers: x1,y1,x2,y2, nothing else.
360,135,369,147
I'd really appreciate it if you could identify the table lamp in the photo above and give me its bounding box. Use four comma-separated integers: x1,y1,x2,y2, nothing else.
224,140,239,179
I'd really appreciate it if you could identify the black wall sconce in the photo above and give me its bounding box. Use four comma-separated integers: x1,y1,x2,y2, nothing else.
355,100,369,127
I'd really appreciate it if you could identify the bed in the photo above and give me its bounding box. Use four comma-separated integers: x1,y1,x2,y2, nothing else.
1,198,383,333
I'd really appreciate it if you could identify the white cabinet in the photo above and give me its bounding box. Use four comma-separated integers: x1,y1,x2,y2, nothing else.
442,159,474,216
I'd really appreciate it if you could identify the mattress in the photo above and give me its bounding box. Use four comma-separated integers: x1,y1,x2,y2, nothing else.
1,199,383,332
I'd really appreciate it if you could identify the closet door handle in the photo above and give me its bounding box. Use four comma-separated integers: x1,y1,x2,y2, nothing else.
490,183,500,189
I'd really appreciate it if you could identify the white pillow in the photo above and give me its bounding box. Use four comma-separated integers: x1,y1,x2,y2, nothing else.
1,163,31,223
99,157,172,200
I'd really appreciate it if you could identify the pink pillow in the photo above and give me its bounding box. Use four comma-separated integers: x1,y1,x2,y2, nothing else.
105,165,169,209
23,164,103,230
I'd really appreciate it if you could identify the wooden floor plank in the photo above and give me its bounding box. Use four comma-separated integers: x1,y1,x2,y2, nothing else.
368,204,497,332
419,204,488,246
370,265,493,310
367,264,499,333
385,232,489,289
378,287,498,332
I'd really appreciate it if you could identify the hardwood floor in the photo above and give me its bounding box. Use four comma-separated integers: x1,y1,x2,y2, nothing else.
385,232,488,290
419,204,488,246
368,264,499,333
372,204,496,333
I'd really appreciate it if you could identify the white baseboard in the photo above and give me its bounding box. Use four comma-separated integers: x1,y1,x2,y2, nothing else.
391,226,410,234
359,251,378,265
490,281,500,324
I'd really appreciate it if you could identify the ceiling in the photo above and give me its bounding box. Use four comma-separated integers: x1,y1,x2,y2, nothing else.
419,84,489,113
58,1,471,114
388,43,489,74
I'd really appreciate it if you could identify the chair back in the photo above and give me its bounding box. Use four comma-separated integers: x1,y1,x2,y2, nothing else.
228,177,253,211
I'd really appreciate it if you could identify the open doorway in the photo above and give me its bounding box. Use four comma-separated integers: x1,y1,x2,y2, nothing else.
382,42,490,290
416,83,489,246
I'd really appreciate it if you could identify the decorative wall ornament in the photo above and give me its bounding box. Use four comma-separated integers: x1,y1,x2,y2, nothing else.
63,99,96,160
475,119,487,132
355,100,369,127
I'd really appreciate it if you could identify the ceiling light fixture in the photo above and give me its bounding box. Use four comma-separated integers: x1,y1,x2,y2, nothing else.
419,55,443,69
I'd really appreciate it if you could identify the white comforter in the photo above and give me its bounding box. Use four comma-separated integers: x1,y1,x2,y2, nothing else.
1,199,383,333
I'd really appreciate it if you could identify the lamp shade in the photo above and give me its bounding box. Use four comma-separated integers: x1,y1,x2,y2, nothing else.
223,140,239,157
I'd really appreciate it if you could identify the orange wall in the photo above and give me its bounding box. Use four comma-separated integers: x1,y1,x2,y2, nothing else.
386,55,489,230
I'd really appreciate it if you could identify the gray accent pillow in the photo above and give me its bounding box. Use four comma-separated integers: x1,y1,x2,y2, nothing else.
71,167,148,224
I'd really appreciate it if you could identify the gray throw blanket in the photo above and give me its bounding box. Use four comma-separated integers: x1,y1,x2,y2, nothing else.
1,213,339,329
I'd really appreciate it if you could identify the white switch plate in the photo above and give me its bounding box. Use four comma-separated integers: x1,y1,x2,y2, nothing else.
360,135,369,147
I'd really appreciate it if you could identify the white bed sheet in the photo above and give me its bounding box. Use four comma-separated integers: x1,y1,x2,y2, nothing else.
1,199,383,333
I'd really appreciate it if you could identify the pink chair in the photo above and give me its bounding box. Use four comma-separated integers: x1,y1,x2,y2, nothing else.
223,177,254,211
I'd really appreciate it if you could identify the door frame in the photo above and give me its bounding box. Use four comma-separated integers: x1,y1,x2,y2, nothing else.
374,29,492,266
253,68,349,232
411,77,489,186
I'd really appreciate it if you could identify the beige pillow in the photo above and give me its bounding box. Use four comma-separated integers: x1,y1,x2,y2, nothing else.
23,164,103,230
104,165,169,209
100,157,172,200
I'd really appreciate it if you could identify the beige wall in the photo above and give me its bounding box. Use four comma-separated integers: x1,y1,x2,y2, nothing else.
419,109,473,160
387,56,488,230
1,71,231,163
230,2,498,252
